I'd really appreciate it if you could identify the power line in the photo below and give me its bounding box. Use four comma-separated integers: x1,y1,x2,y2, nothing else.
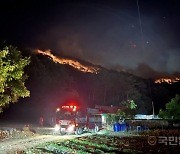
137,0,145,51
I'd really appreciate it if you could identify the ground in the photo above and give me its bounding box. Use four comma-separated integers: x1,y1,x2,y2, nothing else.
0,134,60,153
0,124,180,154
0,124,93,154
27,130,179,154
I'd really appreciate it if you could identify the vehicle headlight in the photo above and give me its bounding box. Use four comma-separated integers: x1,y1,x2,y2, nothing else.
67,124,75,132
54,124,60,131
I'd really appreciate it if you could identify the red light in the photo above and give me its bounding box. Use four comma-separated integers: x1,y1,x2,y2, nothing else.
61,104,78,110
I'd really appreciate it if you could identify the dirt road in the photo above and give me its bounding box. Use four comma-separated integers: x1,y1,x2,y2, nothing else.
0,134,79,154
0,122,93,153
0,131,93,154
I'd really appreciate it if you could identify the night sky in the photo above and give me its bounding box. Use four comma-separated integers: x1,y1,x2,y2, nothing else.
0,0,180,76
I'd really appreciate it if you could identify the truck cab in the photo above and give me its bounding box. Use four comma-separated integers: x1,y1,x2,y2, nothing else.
54,105,102,135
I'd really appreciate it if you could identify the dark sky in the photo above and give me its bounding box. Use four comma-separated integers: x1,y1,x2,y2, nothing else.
0,0,180,74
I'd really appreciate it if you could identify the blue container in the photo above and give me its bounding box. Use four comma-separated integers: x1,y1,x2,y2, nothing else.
119,124,121,131
117,123,121,132
126,124,130,131
113,123,120,132
120,123,126,131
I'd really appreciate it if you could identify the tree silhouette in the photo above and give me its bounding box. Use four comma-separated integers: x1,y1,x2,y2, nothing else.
159,94,180,119
0,45,30,112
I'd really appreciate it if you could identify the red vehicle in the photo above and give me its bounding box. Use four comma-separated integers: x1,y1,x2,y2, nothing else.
54,105,102,135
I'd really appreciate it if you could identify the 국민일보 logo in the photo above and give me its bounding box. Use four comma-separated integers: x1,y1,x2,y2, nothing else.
148,136,157,145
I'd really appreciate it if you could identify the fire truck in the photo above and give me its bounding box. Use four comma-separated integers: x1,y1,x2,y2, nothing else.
54,105,102,135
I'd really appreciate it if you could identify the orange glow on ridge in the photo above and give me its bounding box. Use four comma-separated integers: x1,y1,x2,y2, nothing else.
35,49,99,74
155,77,180,84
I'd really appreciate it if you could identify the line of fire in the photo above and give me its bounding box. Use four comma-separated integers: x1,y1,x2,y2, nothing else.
35,49,99,74
36,49,180,85
155,77,180,84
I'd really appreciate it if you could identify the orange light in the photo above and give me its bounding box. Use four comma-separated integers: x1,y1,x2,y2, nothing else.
70,106,73,108
155,77,180,84
35,49,99,74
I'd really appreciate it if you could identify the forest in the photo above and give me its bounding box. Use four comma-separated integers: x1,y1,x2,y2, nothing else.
1,49,179,123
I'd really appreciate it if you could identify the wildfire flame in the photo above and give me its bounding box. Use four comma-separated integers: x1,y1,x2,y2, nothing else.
155,78,180,84
35,49,99,74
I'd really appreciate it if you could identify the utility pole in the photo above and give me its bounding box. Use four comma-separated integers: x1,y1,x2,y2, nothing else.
152,101,155,118
148,79,155,118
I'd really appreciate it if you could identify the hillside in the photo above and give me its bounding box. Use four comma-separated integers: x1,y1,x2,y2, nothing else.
0,50,179,123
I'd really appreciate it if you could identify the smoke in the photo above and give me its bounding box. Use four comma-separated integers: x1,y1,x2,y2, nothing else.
113,63,180,79
128,63,170,79
57,35,85,60
34,23,180,78
31,2,180,78
166,49,180,73
35,25,105,66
